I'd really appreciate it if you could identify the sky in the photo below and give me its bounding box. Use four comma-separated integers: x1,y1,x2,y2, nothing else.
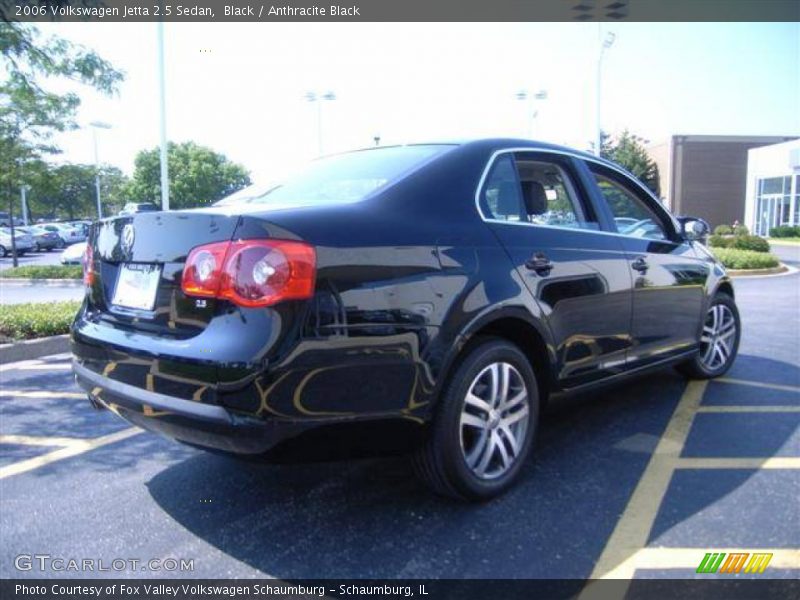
35,21,800,185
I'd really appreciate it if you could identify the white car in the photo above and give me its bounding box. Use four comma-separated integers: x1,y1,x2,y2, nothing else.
41,223,85,246
60,241,87,265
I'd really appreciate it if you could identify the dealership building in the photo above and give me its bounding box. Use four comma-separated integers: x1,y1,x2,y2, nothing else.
647,135,797,228
744,139,800,237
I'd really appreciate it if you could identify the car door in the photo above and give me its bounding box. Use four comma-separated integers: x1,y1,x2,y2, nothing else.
479,151,633,388
586,162,709,366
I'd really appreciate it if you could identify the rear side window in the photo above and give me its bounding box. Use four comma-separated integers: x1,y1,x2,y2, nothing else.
481,155,524,221
247,145,453,207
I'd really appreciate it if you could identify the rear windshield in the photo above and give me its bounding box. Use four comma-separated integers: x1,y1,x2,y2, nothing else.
245,145,453,207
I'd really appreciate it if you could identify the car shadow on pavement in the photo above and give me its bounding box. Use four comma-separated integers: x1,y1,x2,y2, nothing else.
144,369,704,579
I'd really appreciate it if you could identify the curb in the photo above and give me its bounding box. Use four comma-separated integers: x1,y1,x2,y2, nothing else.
728,263,796,278
0,334,71,364
0,278,83,287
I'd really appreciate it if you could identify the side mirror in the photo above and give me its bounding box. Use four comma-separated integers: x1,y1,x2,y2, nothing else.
678,217,710,242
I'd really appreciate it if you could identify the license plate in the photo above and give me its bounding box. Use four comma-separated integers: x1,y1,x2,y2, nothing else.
112,263,161,311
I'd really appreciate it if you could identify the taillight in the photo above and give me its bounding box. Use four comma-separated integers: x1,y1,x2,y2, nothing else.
82,244,95,286
181,239,316,308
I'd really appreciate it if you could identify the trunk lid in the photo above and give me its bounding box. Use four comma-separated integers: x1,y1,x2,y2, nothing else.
90,211,242,336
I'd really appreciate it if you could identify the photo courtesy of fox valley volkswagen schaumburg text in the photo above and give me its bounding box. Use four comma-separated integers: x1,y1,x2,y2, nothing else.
0,1,798,597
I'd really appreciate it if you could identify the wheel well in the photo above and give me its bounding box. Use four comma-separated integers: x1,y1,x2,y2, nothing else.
470,317,552,403
716,281,734,299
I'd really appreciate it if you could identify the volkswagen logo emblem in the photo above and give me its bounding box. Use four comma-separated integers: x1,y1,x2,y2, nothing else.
121,223,135,254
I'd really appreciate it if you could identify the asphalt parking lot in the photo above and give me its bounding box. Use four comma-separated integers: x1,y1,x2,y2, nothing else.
0,267,798,580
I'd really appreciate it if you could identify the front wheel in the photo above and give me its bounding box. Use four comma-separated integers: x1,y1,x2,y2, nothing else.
413,338,539,501
677,293,740,379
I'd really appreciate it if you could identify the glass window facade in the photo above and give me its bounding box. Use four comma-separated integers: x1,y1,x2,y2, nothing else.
754,174,798,236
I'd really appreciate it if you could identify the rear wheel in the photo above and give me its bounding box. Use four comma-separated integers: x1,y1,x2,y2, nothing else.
677,293,740,379
56,238,65,249
413,338,539,501
0,245,6,258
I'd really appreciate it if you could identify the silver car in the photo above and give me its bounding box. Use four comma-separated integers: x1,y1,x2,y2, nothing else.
0,227,34,257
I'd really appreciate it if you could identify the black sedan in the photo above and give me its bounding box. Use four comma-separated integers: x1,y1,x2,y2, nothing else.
71,139,740,500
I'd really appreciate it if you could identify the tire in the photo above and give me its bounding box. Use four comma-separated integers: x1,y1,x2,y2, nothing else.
56,238,65,249
0,245,6,258
413,337,539,501
677,292,740,379
35,243,42,252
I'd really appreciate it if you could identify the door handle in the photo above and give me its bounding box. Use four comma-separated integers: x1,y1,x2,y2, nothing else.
631,256,649,272
525,252,553,276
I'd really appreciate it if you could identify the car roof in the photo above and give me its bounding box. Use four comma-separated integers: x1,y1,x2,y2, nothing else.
343,138,624,171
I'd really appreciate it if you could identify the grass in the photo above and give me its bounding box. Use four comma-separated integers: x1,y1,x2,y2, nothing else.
0,264,82,279
768,237,800,245
0,301,82,342
711,248,780,270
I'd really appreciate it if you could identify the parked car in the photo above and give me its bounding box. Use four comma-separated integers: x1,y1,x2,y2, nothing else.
19,226,61,252
61,241,87,265
0,226,34,257
119,202,160,215
0,212,23,227
41,223,85,246
71,140,740,500
68,220,93,238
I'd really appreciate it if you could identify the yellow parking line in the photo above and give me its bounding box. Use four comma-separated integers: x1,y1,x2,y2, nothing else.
0,390,85,399
0,428,142,480
0,434,88,447
717,378,800,393
626,547,800,570
676,457,800,469
588,380,708,580
697,406,800,413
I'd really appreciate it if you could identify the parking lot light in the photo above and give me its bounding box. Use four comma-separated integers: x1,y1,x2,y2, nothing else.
89,121,112,219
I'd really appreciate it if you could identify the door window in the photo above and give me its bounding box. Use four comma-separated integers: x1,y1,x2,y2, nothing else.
481,153,597,230
592,170,670,240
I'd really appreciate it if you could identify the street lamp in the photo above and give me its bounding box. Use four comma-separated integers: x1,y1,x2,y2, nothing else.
515,89,548,139
595,29,616,156
305,91,336,155
89,121,112,219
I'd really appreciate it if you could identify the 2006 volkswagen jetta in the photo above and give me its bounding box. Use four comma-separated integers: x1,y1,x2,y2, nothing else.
72,139,740,500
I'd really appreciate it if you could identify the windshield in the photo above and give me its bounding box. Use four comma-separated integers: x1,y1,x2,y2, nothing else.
244,145,453,207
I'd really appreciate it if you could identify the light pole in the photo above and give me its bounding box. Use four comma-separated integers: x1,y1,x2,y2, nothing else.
305,91,336,155
157,20,170,210
595,28,616,156
90,121,112,219
515,89,548,139
20,184,29,226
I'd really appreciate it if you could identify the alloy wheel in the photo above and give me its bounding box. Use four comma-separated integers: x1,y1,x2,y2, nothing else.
699,304,737,371
460,362,530,480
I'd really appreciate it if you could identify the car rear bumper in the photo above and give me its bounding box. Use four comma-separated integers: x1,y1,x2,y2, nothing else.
73,360,312,454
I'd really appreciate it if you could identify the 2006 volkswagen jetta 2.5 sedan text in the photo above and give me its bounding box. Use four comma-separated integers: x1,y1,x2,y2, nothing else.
71,139,740,501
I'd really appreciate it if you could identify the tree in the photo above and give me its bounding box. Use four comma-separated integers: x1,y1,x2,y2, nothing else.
1,22,123,262
24,162,128,221
595,129,660,197
127,141,251,209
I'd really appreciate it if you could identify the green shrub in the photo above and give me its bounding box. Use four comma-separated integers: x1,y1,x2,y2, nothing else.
708,235,733,248
770,225,800,238
711,248,779,270
0,301,82,341
713,224,733,235
733,224,750,236
711,234,770,252
732,235,770,253
0,265,82,279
